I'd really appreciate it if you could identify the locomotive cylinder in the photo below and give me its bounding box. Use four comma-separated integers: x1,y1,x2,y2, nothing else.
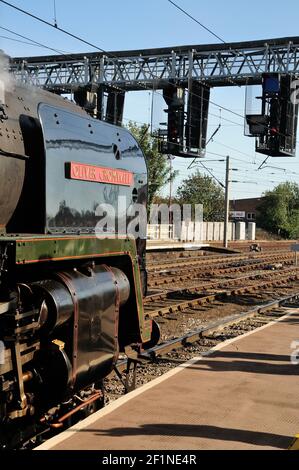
32,279,74,333
32,266,130,334
31,264,130,402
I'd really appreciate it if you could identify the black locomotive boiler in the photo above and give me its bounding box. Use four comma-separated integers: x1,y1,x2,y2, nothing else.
0,66,157,448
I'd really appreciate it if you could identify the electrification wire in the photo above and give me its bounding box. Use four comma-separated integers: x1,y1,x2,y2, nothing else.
0,4,259,117
196,161,225,188
209,111,243,128
165,159,294,190
0,34,45,47
210,150,299,176
229,154,299,175
0,1,283,148
197,162,279,175
0,25,69,56
197,164,293,181
167,0,248,89
167,5,298,142
2,0,297,178
0,28,295,201
230,155,299,176
3,0,296,150
126,111,299,178
212,139,255,159
0,2,219,128
0,0,107,54
167,0,226,43
124,115,249,172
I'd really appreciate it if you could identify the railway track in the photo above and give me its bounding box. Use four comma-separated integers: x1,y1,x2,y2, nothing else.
145,267,295,304
147,254,294,288
147,250,293,275
141,293,299,359
106,290,299,399
145,265,299,316
147,253,237,270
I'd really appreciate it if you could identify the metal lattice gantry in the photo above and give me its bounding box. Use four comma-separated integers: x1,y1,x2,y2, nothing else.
10,36,299,92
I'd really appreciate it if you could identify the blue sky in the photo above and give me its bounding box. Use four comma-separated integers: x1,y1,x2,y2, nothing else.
1,0,299,200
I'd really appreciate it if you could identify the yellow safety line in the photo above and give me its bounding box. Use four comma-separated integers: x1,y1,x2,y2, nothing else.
289,434,299,450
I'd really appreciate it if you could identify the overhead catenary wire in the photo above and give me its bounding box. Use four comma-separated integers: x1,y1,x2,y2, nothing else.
167,0,226,44
2,0,298,192
126,112,299,178
164,162,295,191
2,0,297,150
0,34,46,47
2,0,292,154
0,6,264,115
167,0,246,88
9,28,232,191
0,0,107,54
194,161,225,188
0,25,70,56
0,3,222,128
0,22,296,209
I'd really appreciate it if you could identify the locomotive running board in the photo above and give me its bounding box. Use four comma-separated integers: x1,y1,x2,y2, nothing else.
0,235,152,344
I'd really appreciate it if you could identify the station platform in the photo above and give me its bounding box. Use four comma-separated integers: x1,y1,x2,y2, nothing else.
37,308,299,450
146,241,209,251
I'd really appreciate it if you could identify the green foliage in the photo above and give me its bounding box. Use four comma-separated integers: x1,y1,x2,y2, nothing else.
257,182,299,239
176,171,225,221
127,122,178,209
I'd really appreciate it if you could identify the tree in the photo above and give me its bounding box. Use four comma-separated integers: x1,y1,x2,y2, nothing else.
127,122,177,209
176,171,225,221
257,182,299,239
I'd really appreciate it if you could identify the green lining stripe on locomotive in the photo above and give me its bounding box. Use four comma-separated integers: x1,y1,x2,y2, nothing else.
14,235,137,264
1,235,151,343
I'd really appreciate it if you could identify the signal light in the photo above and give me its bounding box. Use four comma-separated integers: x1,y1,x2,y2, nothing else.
245,73,298,157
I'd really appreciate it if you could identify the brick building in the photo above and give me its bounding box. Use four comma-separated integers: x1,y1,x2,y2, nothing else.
230,197,265,222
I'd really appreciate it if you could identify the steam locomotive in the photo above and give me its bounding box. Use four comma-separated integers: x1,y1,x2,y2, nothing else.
0,64,157,448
